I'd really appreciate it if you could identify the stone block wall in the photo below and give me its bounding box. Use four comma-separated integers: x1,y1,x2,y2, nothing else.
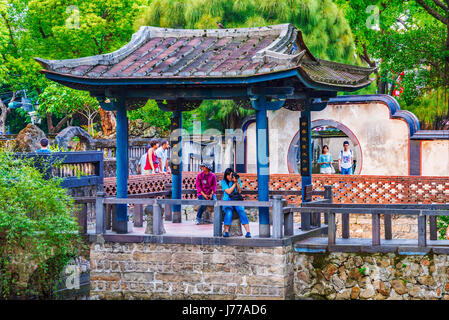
294,252,449,300
90,242,294,300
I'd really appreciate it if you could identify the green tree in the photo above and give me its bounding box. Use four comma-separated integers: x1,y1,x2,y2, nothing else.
39,83,100,135
0,0,147,134
337,0,449,129
0,151,82,298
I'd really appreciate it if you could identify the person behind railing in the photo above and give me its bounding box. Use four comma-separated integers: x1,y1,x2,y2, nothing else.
36,138,51,153
317,145,334,174
143,139,160,174
138,143,149,175
155,139,171,174
195,163,217,225
221,168,251,238
338,140,353,175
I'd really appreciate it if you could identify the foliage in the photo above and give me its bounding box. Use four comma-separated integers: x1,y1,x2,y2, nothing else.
5,108,31,134
437,216,449,240
192,100,255,132
128,100,172,133
0,0,147,133
137,0,359,64
336,0,449,129
128,100,195,134
39,83,99,134
0,151,82,298
48,144,65,153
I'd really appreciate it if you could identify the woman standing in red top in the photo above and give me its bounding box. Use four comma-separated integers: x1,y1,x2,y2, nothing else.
143,139,160,174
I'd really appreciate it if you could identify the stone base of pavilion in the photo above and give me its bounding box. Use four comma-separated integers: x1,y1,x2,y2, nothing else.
87,221,326,247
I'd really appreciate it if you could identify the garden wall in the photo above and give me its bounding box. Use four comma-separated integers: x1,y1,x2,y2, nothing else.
89,242,294,300
89,241,449,300
294,252,449,300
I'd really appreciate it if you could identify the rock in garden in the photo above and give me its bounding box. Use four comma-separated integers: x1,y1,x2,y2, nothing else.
14,123,46,152
54,126,94,151
360,284,375,299
142,126,157,138
350,286,360,299
417,275,436,287
322,264,338,281
390,280,406,295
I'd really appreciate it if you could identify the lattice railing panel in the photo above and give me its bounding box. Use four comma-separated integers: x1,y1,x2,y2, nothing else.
104,173,449,204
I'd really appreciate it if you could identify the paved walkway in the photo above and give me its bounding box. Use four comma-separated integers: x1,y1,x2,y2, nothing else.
128,221,304,238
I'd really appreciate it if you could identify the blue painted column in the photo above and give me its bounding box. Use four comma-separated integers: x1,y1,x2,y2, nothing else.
115,97,129,233
256,108,270,237
300,109,312,230
171,109,182,223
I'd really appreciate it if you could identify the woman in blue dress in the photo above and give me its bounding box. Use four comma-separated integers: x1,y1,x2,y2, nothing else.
221,168,251,238
317,145,333,174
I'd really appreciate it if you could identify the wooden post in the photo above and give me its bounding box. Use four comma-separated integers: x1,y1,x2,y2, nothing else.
213,204,222,237
111,204,117,232
171,109,182,224
311,212,321,228
133,204,143,228
164,203,172,222
255,107,270,238
324,185,333,225
418,212,427,247
429,215,437,241
77,203,88,234
95,191,105,234
105,204,112,230
115,97,129,234
342,213,350,239
301,212,311,231
384,214,392,240
328,210,336,245
283,199,293,236
164,183,173,221
272,195,284,239
152,202,163,235
372,213,381,246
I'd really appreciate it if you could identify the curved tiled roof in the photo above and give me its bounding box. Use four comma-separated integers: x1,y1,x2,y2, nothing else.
35,24,375,89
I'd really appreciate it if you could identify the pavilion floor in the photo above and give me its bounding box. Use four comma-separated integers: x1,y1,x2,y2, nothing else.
87,221,327,247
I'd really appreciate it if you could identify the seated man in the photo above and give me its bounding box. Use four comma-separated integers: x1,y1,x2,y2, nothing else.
195,163,217,225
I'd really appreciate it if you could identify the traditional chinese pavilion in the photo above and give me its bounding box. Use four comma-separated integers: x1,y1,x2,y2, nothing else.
36,24,375,234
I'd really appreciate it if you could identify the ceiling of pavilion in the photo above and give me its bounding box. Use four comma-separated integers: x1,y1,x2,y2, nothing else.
35,24,375,91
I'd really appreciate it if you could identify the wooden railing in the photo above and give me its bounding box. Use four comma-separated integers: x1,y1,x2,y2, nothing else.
86,186,320,239
16,151,104,188
93,192,287,239
288,202,449,247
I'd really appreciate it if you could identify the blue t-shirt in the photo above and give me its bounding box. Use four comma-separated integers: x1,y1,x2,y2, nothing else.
318,154,332,168
221,178,243,201
36,149,51,153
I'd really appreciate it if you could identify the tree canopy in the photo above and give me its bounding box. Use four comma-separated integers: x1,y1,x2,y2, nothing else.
337,0,449,129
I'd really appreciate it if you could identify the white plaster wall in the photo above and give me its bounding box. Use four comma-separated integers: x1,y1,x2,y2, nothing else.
247,102,411,175
421,140,449,176
246,122,257,173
